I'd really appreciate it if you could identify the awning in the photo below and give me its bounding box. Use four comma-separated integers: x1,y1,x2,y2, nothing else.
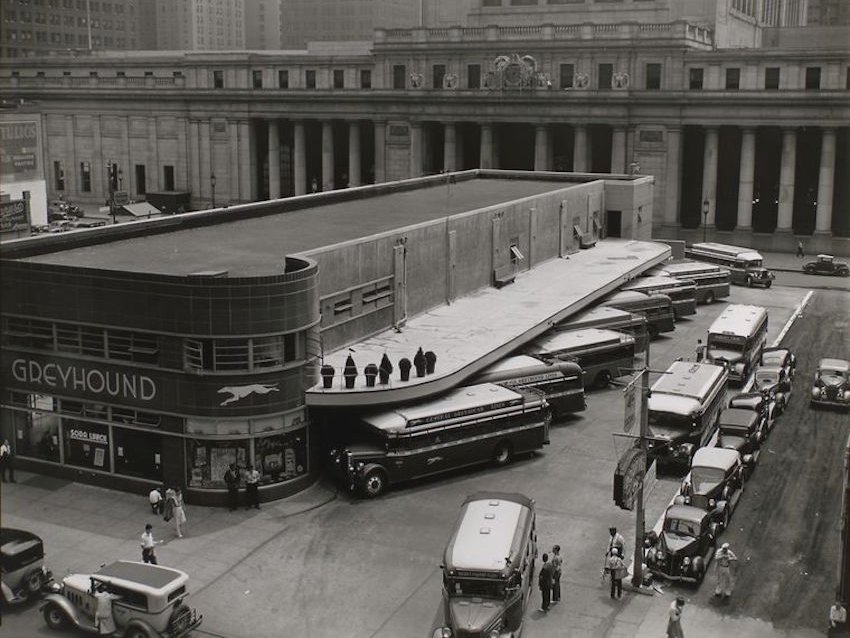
119,202,161,218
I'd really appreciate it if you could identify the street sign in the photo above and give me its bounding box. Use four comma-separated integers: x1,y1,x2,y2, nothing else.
613,447,646,511
623,375,639,433
113,190,129,206
0,199,30,233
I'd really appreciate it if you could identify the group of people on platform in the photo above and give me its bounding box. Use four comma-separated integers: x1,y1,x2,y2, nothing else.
147,485,187,538
224,462,262,511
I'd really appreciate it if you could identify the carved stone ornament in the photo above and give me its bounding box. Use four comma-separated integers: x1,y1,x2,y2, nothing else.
613,71,630,89
574,72,590,89
409,72,424,89
442,72,459,89
489,54,548,90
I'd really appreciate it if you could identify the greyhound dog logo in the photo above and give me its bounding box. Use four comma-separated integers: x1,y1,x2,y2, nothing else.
217,383,279,406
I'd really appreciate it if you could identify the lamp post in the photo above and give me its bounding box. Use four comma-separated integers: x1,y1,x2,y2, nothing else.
107,161,116,225
210,173,216,208
702,198,709,243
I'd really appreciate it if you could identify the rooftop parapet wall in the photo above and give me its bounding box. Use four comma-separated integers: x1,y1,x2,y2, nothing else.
374,21,714,48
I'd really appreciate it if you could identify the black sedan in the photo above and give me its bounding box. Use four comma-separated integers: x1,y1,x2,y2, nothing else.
761,347,796,382
803,254,850,277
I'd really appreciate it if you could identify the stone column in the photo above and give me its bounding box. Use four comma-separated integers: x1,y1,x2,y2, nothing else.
293,120,306,196
321,120,334,191
736,128,756,230
149,116,159,192
65,115,77,198
611,126,627,174
268,120,281,199
534,124,549,171
238,120,253,201
701,127,719,227
480,123,493,169
776,128,797,231
189,119,201,203
815,127,836,234
410,121,423,177
92,116,103,197
663,127,682,226
199,119,211,203
348,121,361,187
374,121,386,183
573,125,588,172
443,122,457,172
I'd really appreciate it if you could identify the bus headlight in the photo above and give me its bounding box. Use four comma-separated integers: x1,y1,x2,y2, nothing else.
432,629,452,638
656,550,664,560
812,388,821,398
489,630,500,638
682,557,691,567
734,363,745,375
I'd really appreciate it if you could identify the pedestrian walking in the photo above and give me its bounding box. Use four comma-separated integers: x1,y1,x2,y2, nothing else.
796,240,804,258
667,597,685,638
244,464,261,510
605,547,627,599
224,463,241,511
695,339,705,363
713,542,738,599
538,553,553,612
550,545,563,603
166,488,187,538
140,523,162,564
149,486,163,515
607,526,625,558
0,439,16,483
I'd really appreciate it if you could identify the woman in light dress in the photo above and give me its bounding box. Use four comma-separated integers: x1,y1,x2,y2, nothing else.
165,488,187,538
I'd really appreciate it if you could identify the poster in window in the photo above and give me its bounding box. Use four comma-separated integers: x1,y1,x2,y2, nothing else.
263,452,282,474
284,448,296,476
209,447,236,484
194,445,208,467
93,447,106,468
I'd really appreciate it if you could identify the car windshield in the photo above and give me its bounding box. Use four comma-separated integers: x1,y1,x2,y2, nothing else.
762,353,785,367
690,466,726,492
648,412,692,429
446,577,506,599
820,368,846,379
743,259,763,268
664,518,699,537
708,335,745,351
756,370,779,384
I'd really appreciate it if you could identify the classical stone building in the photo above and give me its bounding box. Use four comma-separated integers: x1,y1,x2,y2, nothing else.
1,6,848,253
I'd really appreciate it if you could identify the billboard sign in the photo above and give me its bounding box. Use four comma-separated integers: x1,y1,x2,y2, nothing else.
0,120,41,181
613,447,646,511
0,199,30,233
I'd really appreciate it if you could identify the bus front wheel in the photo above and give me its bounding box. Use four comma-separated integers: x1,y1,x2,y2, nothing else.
493,442,513,467
704,291,715,304
361,469,387,498
745,276,753,287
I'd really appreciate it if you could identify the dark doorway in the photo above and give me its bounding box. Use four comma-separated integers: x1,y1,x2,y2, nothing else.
361,121,375,184
333,120,348,188
834,129,850,237
459,123,480,170
792,127,821,235
716,127,742,231
255,120,269,200
607,210,622,238
305,121,322,192
423,122,444,175
496,124,534,170
752,128,781,233
680,126,705,229
552,124,573,172
589,125,613,173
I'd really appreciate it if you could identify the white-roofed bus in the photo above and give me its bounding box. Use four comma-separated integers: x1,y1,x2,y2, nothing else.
600,290,676,339
557,305,649,353
471,354,586,417
647,260,731,305
329,383,551,497
684,242,775,288
705,304,768,384
433,492,536,638
647,361,729,473
620,275,697,320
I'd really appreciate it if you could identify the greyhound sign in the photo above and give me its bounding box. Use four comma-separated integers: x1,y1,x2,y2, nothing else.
217,383,280,406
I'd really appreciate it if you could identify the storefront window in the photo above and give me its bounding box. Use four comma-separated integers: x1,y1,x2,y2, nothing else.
186,439,248,488
63,420,110,471
255,428,308,483
113,428,162,481
3,394,61,462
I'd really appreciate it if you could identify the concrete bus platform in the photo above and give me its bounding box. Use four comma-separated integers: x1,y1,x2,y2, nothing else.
308,239,670,407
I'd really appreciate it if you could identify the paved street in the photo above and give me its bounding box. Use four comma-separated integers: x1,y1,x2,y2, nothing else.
1,265,846,638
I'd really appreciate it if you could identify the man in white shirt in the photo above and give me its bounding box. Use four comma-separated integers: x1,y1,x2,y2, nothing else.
148,487,163,515
244,464,261,510
140,523,162,564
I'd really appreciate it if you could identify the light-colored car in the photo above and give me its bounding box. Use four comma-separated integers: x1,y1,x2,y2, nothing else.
753,366,792,413
41,560,201,638
811,358,850,409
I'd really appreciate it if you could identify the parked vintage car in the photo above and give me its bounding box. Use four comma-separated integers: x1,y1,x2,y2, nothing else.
679,447,744,531
811,358,850,409
715,408,764,478
761,347,797,382
644,502,719,584
1,528,53,605
729,391,779,433
803,254,850,277
41,560,202,638
752,366,792,413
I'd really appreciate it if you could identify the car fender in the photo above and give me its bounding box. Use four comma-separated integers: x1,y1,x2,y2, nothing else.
124,616,159,637
40,593,83,626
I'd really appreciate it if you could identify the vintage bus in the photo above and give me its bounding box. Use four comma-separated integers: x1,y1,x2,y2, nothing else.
434,492,537,638
684,242,775,288
620,276,697,320
557,305,649,352
705,304,769,384
600,290,676,339
526,328,636,391
471,355,586,416
329,383,551,497
647,260,731,305
647,361,729,473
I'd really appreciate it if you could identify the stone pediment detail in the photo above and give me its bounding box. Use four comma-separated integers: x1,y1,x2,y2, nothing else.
484,53,551,91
